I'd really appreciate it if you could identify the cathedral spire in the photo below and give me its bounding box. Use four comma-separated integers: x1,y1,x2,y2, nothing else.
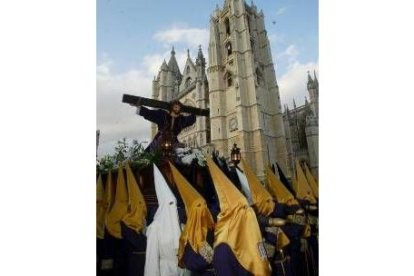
307,70,313,83
284,105,290,117
160,59,168,71
307,70,315,90
313,70,319,88
293,99,297,109
168,46,182,83
196,45,206,68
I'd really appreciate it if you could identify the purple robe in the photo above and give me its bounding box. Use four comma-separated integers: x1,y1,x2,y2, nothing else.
213,243,252,276
138,106,196,151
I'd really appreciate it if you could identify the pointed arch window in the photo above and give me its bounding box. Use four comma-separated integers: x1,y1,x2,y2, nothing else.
225,18,230,36
246,15,251,34
185,77,192,88
186,65,190,74
225,42,232,56
225,72,233,88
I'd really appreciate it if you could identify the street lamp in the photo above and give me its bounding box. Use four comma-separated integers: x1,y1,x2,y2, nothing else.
230,143,241,166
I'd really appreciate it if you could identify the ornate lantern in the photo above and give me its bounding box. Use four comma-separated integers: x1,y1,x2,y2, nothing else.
161,132,173,157
230,143,241,166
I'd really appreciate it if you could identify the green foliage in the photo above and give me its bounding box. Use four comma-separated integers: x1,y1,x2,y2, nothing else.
96,138,161,174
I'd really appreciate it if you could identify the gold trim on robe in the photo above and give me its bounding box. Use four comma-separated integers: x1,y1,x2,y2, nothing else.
207,158,271,276
168,162,215,266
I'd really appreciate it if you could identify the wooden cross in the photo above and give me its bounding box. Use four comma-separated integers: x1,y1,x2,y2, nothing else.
122,94,209,117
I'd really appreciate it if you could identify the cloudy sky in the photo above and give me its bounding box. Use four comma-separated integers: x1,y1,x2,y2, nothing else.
97,0,318,158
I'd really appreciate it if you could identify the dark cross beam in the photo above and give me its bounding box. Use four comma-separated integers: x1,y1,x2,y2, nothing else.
122,94,210,117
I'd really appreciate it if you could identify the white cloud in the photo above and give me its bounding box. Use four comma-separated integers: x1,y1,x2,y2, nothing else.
153,27,209,49
280,44,299,64
278,61,319,109
96,59,153,158
268,33,285,44
276,7,287,16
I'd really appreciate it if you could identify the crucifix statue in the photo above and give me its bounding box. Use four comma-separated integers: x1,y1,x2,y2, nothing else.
123,94,209,153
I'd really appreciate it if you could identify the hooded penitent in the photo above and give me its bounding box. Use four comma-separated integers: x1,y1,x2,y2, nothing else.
144,164,187,276
237,160,290,251
293,160,317,204
240,158,275,216
121,163,147,233
206,158,271,276
169,161,215,266
304,162,318,199
266,166,299,206
106,166,129,238
97,171,114,239
96,174,106,239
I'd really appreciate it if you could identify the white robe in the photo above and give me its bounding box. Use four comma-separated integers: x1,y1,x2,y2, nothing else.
144,164,190,276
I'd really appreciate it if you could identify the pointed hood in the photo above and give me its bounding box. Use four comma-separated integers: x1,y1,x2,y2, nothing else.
304,163,318,199
121,163,147,233
235,167,254,206
206,158,271,276
207,158,248,210
169,162,215,265
266,166,298,206
293,160,317,204
106,166,129,238
144,164,184,276
151,163,182,250
240,159,275,216
276,163,295,195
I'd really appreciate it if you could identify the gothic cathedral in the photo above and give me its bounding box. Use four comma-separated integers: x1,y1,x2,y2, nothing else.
151,0,318,179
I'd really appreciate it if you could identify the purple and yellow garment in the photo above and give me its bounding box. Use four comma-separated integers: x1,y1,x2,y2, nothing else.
137,106,196,151
169,162,215,273
207,158,271,276
238,160,290,276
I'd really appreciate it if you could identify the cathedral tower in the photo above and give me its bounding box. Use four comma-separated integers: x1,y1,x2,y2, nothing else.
208,0,290,178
